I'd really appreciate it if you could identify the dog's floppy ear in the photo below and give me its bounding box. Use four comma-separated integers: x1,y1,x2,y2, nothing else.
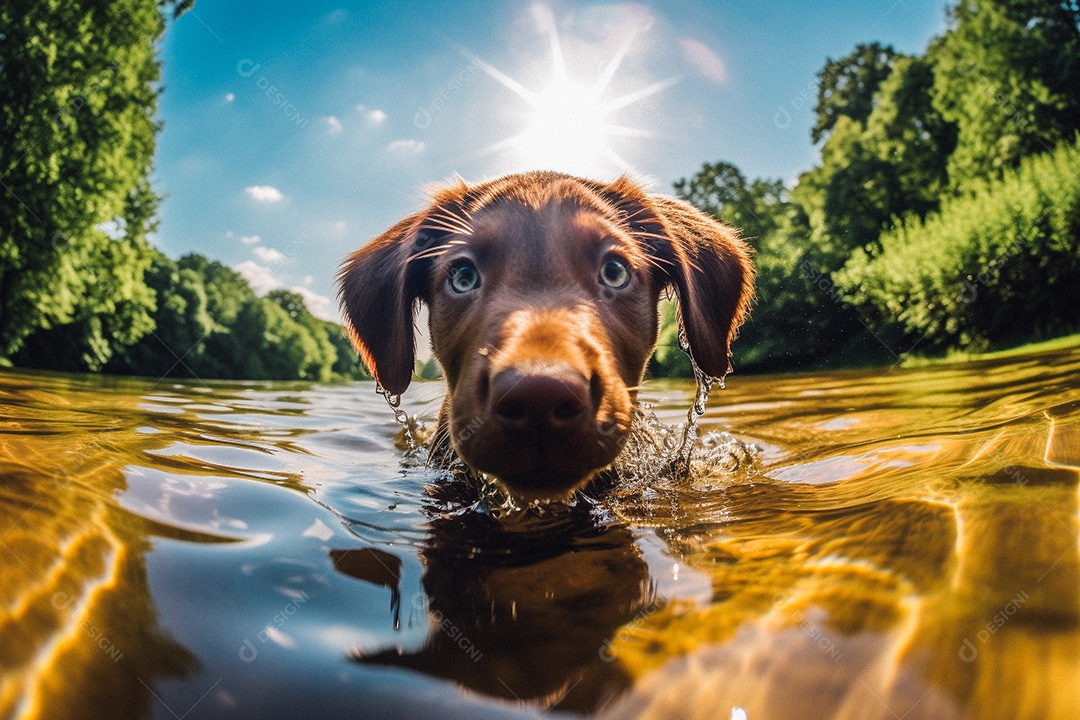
600,177,754,378
337,213,444,396
646,194,755,377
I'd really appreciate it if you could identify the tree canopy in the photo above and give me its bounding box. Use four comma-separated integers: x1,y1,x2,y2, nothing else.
0,0,165,369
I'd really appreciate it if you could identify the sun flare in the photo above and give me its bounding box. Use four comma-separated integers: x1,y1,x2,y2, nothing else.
471,8,677,176
520,78,608,171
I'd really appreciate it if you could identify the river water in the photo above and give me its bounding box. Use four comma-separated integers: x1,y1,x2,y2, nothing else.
1,343,1077,719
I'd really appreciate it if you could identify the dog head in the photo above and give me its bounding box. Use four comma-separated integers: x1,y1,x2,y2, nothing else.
339,171,754,500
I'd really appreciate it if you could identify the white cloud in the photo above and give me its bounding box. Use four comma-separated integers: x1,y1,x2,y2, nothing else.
232,262,338,322
224,92,235,103
324,116,343,134
679,37,727,85
290,286,337,322
252,246,286,264
233,261,280,296
357,104,387,124
239,234,261,246
302,275,314,286
244,185,285,203
386,139,425,154
322,8,349,24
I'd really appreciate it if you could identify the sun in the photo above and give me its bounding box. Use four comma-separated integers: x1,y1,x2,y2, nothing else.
469,8,677,176
521,77,608,171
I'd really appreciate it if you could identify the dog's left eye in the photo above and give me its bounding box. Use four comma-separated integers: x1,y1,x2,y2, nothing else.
598,257,631,290
449,261,481,294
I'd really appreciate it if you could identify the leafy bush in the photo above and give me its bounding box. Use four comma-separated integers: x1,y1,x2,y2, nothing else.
835,137,1080,353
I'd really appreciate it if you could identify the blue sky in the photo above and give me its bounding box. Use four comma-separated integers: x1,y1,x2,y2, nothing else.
153,0,949,321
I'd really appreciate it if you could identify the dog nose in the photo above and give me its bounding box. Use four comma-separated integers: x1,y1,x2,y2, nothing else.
490,367,590,433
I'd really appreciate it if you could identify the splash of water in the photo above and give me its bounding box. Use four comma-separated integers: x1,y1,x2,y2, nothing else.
603,316,760,519
376,384,427,459
376,317,760,518
608,403,760,492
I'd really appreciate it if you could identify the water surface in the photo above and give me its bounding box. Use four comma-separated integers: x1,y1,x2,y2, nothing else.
1,345,1078,719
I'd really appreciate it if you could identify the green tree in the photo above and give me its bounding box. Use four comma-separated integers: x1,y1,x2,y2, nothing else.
670,161,894,373
930,0,1080,187
414,357,443,380
812,42,899,143
327,322,372,380
266,289,337,381
650,298,694,377
110,252,369,382
230,298,333,382
108,249,215,377
0,0,187,370
172,255,257,377
795,117,903,262
672,161,786,244
863,56,956,218
795,56,956,265
178,254,255,328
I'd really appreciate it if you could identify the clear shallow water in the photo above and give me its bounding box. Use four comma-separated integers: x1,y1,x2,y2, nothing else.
1,345,1078,719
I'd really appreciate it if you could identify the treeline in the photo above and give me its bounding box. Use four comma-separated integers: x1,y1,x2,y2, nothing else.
12,248,370,381
0,1,367,382
113,251,369,381
657,0,1080,374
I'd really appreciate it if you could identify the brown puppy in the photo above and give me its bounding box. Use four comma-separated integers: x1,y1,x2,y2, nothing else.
338,171,754,501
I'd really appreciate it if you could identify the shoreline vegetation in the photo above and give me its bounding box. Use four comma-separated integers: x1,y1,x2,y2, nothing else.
2,0,1078,382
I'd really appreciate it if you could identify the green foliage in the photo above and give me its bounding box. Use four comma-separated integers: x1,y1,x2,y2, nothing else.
795,116,902,262
649,298,693,378
668,0,1078,373
0,0,165,369
672,161,787,244
232,297,331,382
177,254,256,327
795,55,957,264
327,322,372,380
264,290,337,382
106,250,212,376
670,161,896,374
109,252,370,382
415,357,443,380
929,0,1080,187
835,137,1080,353
812,43,899,144
862,56,957,220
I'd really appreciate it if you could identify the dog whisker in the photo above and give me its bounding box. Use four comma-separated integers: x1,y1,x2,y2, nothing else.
407,247,453,264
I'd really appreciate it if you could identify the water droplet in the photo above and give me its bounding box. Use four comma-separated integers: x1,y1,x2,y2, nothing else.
377,385,419,452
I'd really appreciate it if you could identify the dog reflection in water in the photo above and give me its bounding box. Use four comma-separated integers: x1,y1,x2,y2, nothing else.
342,497,653,714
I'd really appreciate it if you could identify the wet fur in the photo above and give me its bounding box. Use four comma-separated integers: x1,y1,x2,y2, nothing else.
338,171,754,499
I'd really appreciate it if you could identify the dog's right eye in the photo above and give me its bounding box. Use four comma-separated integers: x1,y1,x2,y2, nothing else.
598,256,632,290
448,261,481,294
